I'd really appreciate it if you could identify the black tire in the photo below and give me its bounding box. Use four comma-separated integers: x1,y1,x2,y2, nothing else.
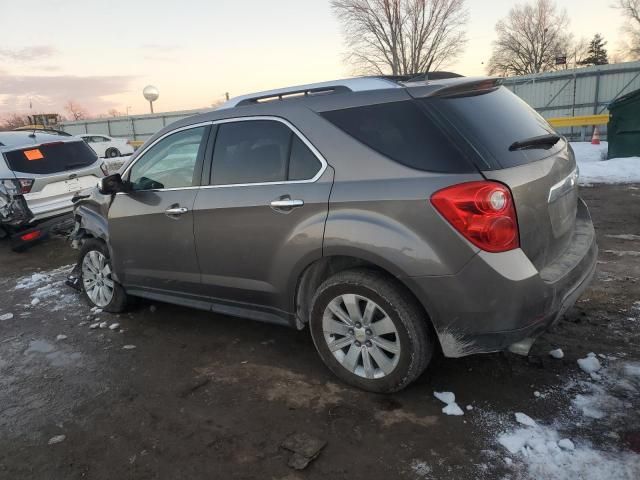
309,269,433,393
78,238,128,313
106,148,120,158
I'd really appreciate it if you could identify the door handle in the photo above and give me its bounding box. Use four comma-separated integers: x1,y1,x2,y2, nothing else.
270,199,304,209
165,206,188,216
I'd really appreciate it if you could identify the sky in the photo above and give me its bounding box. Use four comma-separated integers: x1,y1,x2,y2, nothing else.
0,0,629,118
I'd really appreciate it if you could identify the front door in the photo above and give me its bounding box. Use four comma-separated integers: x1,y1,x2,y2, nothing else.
108,125,210,295
193,118,333,316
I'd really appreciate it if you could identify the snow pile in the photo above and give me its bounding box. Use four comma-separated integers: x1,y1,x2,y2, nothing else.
490,356,640,479
571,142,640,185
577,353,602,374
13,265,78,312
498,423,639,479
0,312,14,321
433,391,464,416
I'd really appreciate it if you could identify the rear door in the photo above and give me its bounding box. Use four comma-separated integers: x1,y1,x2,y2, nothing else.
193,118,333,314
108,124,209,294
423,86,578,270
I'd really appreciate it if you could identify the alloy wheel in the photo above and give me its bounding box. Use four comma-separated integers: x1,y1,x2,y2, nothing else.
81,250,114,307
322,294,400,379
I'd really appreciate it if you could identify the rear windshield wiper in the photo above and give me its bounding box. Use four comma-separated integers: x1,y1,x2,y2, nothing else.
509,134,562,151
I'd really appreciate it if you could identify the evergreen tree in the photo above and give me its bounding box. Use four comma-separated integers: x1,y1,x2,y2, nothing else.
579,34,609,65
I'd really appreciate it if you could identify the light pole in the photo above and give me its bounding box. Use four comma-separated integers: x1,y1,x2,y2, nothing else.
143,85,159,114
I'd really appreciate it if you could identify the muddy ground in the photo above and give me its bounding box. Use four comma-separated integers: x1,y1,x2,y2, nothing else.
1,184,639,479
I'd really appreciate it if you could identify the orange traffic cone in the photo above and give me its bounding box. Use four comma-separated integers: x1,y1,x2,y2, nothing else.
591,127,601,145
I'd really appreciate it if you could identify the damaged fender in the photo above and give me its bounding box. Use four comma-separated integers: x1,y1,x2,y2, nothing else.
0,179,33,227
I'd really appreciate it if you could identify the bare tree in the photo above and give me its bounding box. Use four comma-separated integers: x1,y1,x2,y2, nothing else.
107,108,122,117
64,100,87,121
614,0,640,59
0,113,28,131
487,0,570,76
331,0,468,75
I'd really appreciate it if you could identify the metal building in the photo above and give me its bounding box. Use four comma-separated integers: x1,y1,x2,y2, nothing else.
503,61,640,140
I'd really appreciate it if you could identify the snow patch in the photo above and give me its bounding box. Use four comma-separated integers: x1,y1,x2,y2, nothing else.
499,424,639,479
433,391,455,404
48,435,66,445
442,403,464,416
571,141,640,184
433,390,464,416
515,412,537,427
578,355,602,374
549,348,564,359
0,312,14,321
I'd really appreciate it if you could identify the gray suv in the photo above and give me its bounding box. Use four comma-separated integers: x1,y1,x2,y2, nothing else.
70,76,597,392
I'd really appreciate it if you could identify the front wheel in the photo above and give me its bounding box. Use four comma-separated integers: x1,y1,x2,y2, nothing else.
309,269,433,393
78,239,128,312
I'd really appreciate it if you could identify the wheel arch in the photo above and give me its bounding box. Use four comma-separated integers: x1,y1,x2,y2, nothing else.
293,254,440,349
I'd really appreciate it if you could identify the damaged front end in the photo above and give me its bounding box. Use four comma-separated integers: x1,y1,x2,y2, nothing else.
0,178,33,227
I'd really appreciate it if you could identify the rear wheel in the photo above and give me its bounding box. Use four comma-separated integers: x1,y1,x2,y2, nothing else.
78,239,128,312
106,148,120,158
309,269,433,393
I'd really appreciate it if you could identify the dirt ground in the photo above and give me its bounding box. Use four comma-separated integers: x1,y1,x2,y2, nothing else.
1,184,639,480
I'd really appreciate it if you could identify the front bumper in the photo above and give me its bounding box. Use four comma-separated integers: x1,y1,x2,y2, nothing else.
404,198,598,357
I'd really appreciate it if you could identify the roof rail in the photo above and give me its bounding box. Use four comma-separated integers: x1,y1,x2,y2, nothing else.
217,77,401,109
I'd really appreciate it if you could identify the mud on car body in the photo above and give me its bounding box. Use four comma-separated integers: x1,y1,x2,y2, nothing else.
0,131,107,249
70,75,598,392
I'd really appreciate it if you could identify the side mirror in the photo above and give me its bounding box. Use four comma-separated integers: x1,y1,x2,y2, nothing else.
98,173,127,194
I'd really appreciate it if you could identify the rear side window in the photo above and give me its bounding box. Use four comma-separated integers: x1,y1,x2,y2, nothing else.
289,136,322,181
211,120,322,185
428,87,561,169
321,101,474,173
3,141,97,174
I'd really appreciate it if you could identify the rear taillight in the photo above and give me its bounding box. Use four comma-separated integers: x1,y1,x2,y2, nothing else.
99,162,109,176
16,178,34,194
0,178,33,194
431,181,519,253
20,230,42,242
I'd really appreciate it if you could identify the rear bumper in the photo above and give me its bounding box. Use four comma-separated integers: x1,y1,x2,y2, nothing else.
8,213,74,250
403,198,598,357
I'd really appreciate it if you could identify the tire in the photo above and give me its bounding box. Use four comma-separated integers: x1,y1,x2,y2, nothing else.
78,238,128,313
309,269,433,393
106,148,120,158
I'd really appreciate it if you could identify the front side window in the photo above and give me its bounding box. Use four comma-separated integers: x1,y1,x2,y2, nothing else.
128,127,205,191
211,120,322,185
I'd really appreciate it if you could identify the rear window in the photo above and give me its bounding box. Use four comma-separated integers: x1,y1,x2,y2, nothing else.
3,140,98,174
427,86,562,169
321,101,475,173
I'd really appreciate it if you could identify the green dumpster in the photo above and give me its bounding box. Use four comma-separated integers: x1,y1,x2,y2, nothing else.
608,88,640,159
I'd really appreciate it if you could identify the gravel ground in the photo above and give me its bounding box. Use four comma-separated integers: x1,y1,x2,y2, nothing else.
0,184,638,479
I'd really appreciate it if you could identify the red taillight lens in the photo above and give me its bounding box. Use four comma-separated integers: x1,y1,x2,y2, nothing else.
431,181,519,253
16,178,34,194
20,230,42,242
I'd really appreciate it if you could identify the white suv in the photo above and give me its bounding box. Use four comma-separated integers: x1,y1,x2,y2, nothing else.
0,131,106,249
